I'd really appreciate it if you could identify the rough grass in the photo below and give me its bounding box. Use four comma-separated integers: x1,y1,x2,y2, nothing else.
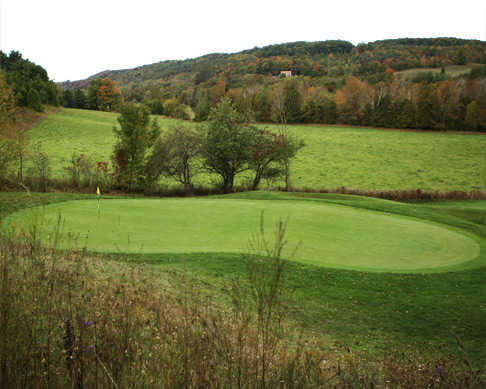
1,191,485,366
28,108,486,191
2,228,483,388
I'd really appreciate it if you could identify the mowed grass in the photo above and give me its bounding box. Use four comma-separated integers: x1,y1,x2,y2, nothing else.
29,108,486,191
1,192,485,363
5,196,481,272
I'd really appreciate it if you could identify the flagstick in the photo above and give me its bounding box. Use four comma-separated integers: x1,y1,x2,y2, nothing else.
97,186,101,219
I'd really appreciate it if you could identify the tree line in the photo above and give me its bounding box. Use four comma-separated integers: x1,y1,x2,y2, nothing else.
69,66,486,132
62,77,122,111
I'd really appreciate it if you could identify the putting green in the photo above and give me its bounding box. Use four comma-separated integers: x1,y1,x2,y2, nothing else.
4,198,480,272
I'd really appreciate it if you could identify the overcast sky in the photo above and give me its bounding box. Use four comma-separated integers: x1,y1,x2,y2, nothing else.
1,0,485,82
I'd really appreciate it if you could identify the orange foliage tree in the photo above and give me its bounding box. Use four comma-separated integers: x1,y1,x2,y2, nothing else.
334,76,370,124
97,78,122,111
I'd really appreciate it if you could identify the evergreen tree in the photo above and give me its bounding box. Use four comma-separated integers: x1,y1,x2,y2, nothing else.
63,89,74,108
73,88,87,109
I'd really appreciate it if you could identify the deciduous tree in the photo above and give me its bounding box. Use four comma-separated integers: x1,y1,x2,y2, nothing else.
334,76,369,124
147,124,202,191
112,103,159,190
87,78,122,111
201,98,257,192
249,130,304,190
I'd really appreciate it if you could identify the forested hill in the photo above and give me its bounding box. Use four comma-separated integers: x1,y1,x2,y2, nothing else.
61,37,486,132
63,38,485,91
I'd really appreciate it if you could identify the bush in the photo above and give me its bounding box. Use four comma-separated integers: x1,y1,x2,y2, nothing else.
26,145,51,192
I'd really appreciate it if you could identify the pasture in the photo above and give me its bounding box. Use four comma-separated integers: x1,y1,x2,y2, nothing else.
28,108,486,191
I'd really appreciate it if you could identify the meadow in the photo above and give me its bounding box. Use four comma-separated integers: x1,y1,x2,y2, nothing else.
28,108,486,191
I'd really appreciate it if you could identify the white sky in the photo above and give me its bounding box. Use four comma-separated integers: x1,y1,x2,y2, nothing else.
1,0,485,82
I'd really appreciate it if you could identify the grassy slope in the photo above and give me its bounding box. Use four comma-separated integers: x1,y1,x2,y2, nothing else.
29,108,486,191
1,191,485,364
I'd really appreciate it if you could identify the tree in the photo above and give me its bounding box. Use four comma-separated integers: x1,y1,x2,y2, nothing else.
87,78,122,111
194,92,211,122
0,72,17,180
464,101,480,131
27,143,51,192
210,79,227,106
255,87,272,123
436,81,459,129
98,78,122,111
201,98,257,193
112,103,159,190
147,124,202,191
334,76,369,124
249,130,304,190
73,88,87,109
415,82,440,129
63,89,74,108
283,79,302,123
87,79,102,110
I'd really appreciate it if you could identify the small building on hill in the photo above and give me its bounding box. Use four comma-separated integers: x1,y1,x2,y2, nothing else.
279,70,292,78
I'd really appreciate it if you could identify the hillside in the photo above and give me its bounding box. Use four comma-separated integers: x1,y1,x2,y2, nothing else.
60,38,486,132
63,38,486,92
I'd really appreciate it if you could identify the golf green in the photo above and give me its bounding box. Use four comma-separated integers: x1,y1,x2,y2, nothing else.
5,198,480,272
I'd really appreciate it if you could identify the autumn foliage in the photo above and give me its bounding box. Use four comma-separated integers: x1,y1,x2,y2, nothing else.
87,78,122,112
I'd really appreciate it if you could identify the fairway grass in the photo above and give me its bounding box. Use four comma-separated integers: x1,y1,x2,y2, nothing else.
5,196,480,272
28,108,486,191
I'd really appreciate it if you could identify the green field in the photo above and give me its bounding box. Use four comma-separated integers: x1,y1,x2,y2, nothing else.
395,64,481,80
1,191,486,363
29,108,486,191
8,107,486,365
5,195,481,273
